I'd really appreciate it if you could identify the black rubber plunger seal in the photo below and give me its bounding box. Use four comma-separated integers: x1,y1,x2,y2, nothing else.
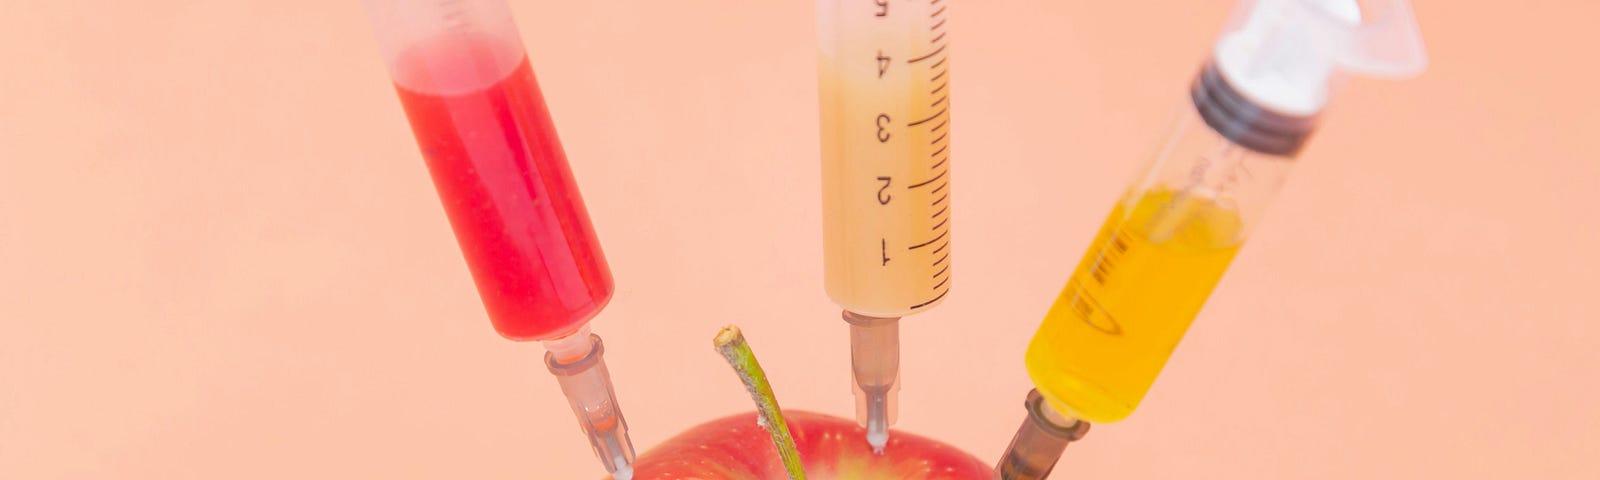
1191,61,1319,157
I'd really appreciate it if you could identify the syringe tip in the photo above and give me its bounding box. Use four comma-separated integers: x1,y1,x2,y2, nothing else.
603,445,634,480
611,464,633,480
857,384,893,454
588,424,636,479
866,427,889,454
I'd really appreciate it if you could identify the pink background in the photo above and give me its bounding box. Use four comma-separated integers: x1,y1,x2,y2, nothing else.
2,0,1597,478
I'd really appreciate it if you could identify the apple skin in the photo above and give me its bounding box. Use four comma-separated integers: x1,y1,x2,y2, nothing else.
624,410,991,480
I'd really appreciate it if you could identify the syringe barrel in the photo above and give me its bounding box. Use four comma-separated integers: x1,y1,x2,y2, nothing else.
364,0,614,341
817,0,954,317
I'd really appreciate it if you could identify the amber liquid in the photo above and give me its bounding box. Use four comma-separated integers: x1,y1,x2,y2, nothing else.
1027,190,1244,423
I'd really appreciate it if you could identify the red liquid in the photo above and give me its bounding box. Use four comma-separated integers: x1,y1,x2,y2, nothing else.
392,36,612,341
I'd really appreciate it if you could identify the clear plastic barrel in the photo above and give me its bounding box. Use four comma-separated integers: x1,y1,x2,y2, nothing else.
818,0,954,317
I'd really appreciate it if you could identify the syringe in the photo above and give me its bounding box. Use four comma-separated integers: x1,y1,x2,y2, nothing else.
363,1,635,478
995,1,1427,478
817,0,954,451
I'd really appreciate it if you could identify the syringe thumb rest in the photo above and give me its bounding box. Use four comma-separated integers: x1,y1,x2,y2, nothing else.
544,332,636,479
995,389,1090,480
844,311,901,452
1214,0,1427,116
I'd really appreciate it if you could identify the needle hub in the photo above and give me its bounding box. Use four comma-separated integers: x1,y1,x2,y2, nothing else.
545,329,636,479
995,389,1090,480
843,310,901,453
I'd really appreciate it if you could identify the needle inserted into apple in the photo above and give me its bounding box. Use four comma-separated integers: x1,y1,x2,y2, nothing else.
654,326,989,480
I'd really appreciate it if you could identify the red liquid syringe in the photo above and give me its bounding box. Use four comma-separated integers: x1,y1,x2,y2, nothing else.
363,1,635,477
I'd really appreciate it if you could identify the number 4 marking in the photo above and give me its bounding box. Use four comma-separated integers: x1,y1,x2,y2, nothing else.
877,51,890,78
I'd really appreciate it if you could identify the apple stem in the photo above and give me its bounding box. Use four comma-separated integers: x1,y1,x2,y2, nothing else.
714,326,808,480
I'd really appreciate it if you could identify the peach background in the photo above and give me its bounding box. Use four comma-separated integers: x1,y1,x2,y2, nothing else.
2,0,1597,478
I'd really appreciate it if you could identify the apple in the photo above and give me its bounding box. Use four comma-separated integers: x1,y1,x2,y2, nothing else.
625,410,991,480
614,326,991,480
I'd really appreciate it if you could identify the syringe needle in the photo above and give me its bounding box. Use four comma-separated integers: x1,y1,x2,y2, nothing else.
861,385,891,452
545,329,637,479
994,389,1090,480
844,311,900,453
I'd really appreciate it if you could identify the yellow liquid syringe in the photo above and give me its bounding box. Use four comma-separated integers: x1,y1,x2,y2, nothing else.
817,0,952,450
996,1,1429,478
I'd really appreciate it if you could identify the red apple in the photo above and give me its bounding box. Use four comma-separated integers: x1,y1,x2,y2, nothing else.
625,410,991,480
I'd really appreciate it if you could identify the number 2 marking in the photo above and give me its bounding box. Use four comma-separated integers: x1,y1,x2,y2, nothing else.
876,176,892,204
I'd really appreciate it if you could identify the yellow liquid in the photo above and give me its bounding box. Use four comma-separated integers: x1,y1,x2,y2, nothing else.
1026,190,1243,423
818,16,952,317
